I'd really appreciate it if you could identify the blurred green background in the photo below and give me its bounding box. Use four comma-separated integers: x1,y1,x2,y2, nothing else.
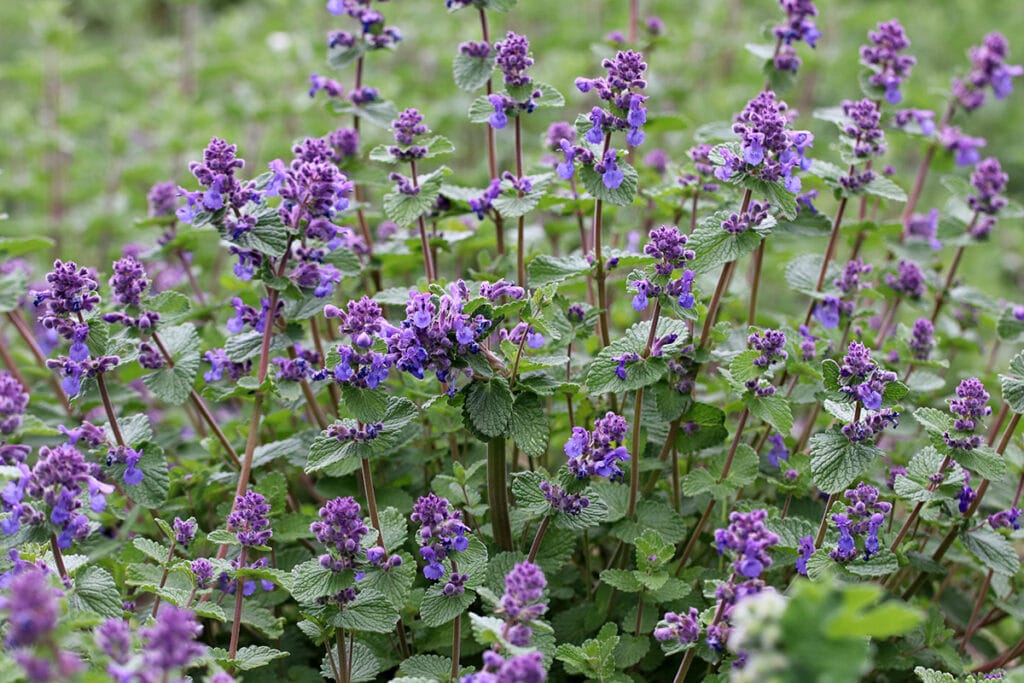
2,0,1023,267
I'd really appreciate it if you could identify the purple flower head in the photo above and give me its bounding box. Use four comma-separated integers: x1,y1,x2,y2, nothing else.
938,125,986,167
953,32,1024,111
644,148,669,174
576,50,648,147
908,318,935,361
325,296,384,348
628,280,658,312
766,434,790,467
191,559,215,589
33,260,101,340
309,73,344,98
644,225,696,274
545,121,576,150
278,157,354,220
969,157,1009,216
840,98,886,160
173,516,197,547
724,90,811,191
480,279,525,302
861,20,916,104
469,178,502,219
227,490,273,547
328,127,360,159
774,0,820,51
721,201,770,234
0,372,29,435
203,348,251,383
842,408,901,442
884,259,926,300
539,481,590,515
748,328,788,368
410,493,470,580
186,137,248,212
140,606,206,674
595,149,624,189
0,567,60,649
814,296,842,329
797,324,819,361
494,32,533,88
835,258,873,295
989,507,1022,531
944,377,992,450
311,496,369,572
830,483,891,561
392,108,429,149
905,209,942,250
147,181,178,218
795,535,815,575
654,607,701,645
564,412,631,480
500,561,547,625
95,618,132,665
893,108,936,136
459,40,491,59
461,651,546,683
713,509,779,578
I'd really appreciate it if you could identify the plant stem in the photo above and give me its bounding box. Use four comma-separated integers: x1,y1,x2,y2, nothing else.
689,191,700,233
409,160,436,282
95,373,125,446
930,230,973,325
514,115,527,287
699,260,735,349
487,438,514,551
228,547,247,659
0,339,30,392
151,541,178,618
478,8,504,255
450,559,462,679
593,134,614,350
673,648,696,683
815,492,837,548
889,453,952,552
527,515,550,563
49,534,68,583
360,456,384,547
747,238,765,326
959,569,993,654
337,627,349,683
568,177,596,305
627,299,663,517
628,0,639,43
803,194,849,326
5,312,72,415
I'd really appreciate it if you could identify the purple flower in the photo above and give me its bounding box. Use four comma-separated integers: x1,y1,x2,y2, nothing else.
173,517,197,547
539,481,590,515
968,157,1009,216
469,178,503,219
908,318,935,361
654,607,701,644
953,32,1023,111
309,73,344,98
795,535,814,575
564,412,631,480
905,209,942,250
140,606,206,674
938,125,986,167
32,260,101,341
494,31,533,88
461,651,547,683
884,259,926,300
860,20,916,104
311,496,369,572
410,493,470,580
766,434,789,467
500,561,547,646
944,377,992,451
643,225,696,274
0,372,28,435
814,296,841,329
480,279,525,302
227,490,273,547
893,108,936,136
713,509,779,578
829,483,891,562
721,201,770,234
0,567,60,648
203,348,251,383
391,108,429,153
147,181,178,218
576,50,649,148
840,98,886,160
629,280,657,311
724,91,812,191
95,618,133,665
191,559,215,588
988,507,1022,531
748,329,788,368
596,149,624,189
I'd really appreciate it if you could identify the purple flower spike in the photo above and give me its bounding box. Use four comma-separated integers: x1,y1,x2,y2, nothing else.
227,490,273,547
140,606,206,674
654,608,701,644
410,493,470,581
713,509,779,578
860,20,916,104
944,377,991,451
311,496,369,572
564,412,631,480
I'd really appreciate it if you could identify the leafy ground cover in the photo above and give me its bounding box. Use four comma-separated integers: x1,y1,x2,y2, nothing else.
2,1,1024,682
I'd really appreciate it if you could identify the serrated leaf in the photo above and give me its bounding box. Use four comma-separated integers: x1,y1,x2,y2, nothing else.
399,654,453,679
336,588,401,633
960,529,1021,576
810,429,883,494
585,319,688,395
306,397,419,473
745,393,793,435
1000,351,1024,414
340,385,388,423
863,175,907,202
143,324,200,406
214,645,289,671
690,213,775,274
420,584,475,627
674,402,728,453
290,559,354,604
383,169,446,226
453,49,495,91
600,568,644,593
108,446,169,507
462,377,513,439
526,254,591,287
133,537,171,564
996,306,1024,342
786,254,837,298
510,391,549,458
69,566,121,619
232,205,291,258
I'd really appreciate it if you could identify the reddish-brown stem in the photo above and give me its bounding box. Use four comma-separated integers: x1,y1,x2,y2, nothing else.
930,233,973,325
6,312,72,414
176,249,207,306
803,195,849,326
748,238,765,326
627,299,663,517
151,541,178,618
0,339,30,392
228,547,247,659
50,534,69,582
699,260,736,349
514,115,527,286
874,296,902,348
527,515,550,563
409,160,437,282
593,133,615,351
451,559,462,679
959,569,993,653
889,453,952,552
628,0,639,43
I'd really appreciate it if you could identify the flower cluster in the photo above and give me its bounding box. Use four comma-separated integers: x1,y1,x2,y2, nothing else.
837,342,900,441
324,297,393,389
938,125,986,167
563,412,630,480
311,496,370,572
716,91,812,193
952,32,1023,112
860,20,916,104
390,108,430,160
677,144,721,193
629,225,698,311
967,157,1009,239
766,434,790,468
326,0,402,51
575,49,649,147
498,561,548,647
988,507,1022,531
0,372,28,435
713,509,779,578
884,259,926,300
461,651,546,683
2,442,114,548
384,284,492,386
830,482,891,562
1,567,83,681
721,200,771,234
904,209,942,250
943,377,991,450
410,493,470,583
772,0,820,73
32,259,98,342
203,348,252,383
654,607,701,646
838,98,885,191
101,256,159,329
539,481,590,516
138,606,208,676
227,490,273,547
273,345,326,382
908,318,935,361
488,32,542,127
177,137,250,222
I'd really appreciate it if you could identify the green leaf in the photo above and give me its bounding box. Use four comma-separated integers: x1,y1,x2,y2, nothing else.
526,254,591,287
493,173,553,218
399,654,453,679
786,254,836,298
555,622,619,681
729,350,763,383
690,212,775,274
996,306,1024,342
822,359,841,392
306,397,419,474
0,236,55,259
207,529,239,546
600,568,644,593
745,393,793,435
999,351,1024,414
510,391,549,458
133,537,170,564
420,583,475,627
960,529,1021,577
585,318,689,395
914,668,957,683
362,553,415,610
232,205,291,258
810,429,883,494
143,324,200,406
327,41,367,69
213,645,289,671
863,175,907,202
579,159,639,207
462,377,513,439
340,385,388,423
674,403,728,453
682,443,757,499
453,48,495,91
290,559,354,604
825,599,922,638
109,446,169,507
336,589,401,633
69,566,122,619
383,168,446,226
507,81,564,108
0,271,26,313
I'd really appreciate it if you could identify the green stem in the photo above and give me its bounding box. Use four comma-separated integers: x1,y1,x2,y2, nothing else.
151,541,178,618
488,438,514,551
